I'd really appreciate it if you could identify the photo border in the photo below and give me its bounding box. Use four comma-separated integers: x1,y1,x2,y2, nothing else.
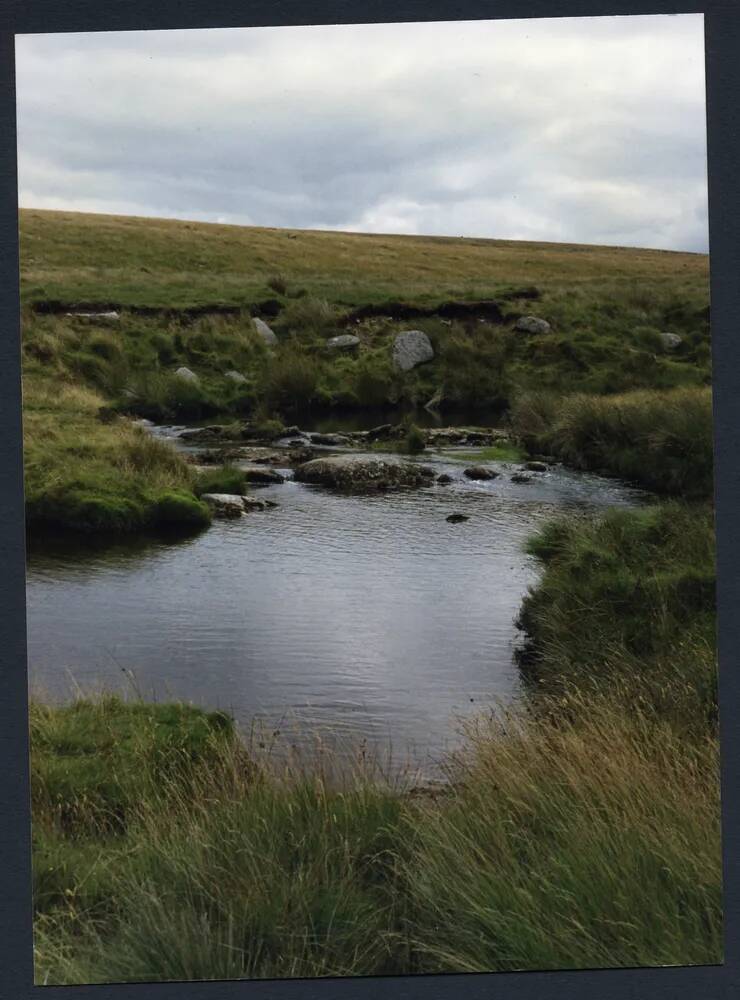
1,2,738,997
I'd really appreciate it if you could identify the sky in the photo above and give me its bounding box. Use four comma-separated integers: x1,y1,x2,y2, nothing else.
15,14,708,252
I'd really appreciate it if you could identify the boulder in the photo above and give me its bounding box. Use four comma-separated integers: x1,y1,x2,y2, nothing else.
511,473,532,483
200,493,246,518
179,425,229,442
309,432,351,446
515,315,551,335
366,424,393,442
66,310,120,322
253,317,278,346
294,455,435,490
660,332,683,350
437,474,453,485
525,461,548,472
225,370,248,384
392,330,435,371
464,466,500,480
241,496,269,512
242,466,285,485
326,334,360,351
174,366,198,383
446,513,469,523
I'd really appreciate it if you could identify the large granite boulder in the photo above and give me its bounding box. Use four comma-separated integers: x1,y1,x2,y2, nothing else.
253,317,278,346
660,332,683,350
392,330,435,371
294,455,435,490
464,466,499,480
241,466,285,485
200,493,246,518
515,316,551,335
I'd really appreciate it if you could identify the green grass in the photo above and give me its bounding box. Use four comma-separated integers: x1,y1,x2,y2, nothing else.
450,442,526,463
23,370,210,534
21,209,710,424
517,502,717,731
31,686,721,984
510,385,713,497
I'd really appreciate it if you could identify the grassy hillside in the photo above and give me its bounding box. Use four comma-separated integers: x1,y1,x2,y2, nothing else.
20,209,709,311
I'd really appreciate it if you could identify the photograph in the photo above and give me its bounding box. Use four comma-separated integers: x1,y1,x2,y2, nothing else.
16,12,720,986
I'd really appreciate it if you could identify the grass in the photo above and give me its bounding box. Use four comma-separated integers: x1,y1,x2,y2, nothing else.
450,442,526,463
21,210,710,424
510,385,713,497
517,502,717,731
23,369,210,534
31,685,721,984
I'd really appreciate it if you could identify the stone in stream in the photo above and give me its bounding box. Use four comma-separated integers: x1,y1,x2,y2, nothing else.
514,315,551,335
294,455,435,490
366,424,393,442
525,461,548,472
511,473,532,484
174,366,199,382
242,466,285,485
446,513,469,523
392,330,435,372
201,493,273,517
463,466,500,481
201,494,247,518
437,474,454,485
253,317,278,346
309,432,352,446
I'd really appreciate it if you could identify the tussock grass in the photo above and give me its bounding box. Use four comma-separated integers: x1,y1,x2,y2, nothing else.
517,502,717,731
23,371,209,533
31,686,721,984
510,386,713,497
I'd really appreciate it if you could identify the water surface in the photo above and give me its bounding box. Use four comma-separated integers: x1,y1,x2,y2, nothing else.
26,447,644,772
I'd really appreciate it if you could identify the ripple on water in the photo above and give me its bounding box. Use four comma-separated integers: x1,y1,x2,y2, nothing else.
25,448,646,771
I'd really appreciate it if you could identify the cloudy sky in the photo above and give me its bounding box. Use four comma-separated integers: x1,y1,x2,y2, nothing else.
15,14,708,252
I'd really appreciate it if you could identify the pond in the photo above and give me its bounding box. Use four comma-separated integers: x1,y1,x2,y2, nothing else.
25,437,646,775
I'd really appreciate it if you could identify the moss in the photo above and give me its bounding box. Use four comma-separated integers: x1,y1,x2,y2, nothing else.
152,490,211,527
193,467,247,498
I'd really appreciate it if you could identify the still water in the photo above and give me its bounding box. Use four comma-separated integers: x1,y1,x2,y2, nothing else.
25,448,644,771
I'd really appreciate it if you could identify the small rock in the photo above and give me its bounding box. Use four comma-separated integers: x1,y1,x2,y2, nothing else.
515,315,551,335
326,334,360,351
366,424,393,442
200,493,245,518
174,366,198,383
446,513,469,523
242,466,285,485
464,466,499,480
66,310,120,322
225,370,247,384
253,317,278,346
660,332,683,350
437,474,453,485
309,432,351,446
511,473,532,483
392,330,435,372
241,496,269,511
525,461,548,472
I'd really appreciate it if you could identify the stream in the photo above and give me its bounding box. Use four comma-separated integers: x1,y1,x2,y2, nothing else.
25,429,646,774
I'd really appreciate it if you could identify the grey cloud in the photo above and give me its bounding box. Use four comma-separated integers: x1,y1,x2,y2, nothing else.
16,14,708,251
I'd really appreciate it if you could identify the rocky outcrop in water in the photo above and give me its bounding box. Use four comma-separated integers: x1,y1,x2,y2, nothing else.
242,466,285,485
525,461,548,472
464,466,499,480
201,493,274,517
295,455,435,490
392,330,435,371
